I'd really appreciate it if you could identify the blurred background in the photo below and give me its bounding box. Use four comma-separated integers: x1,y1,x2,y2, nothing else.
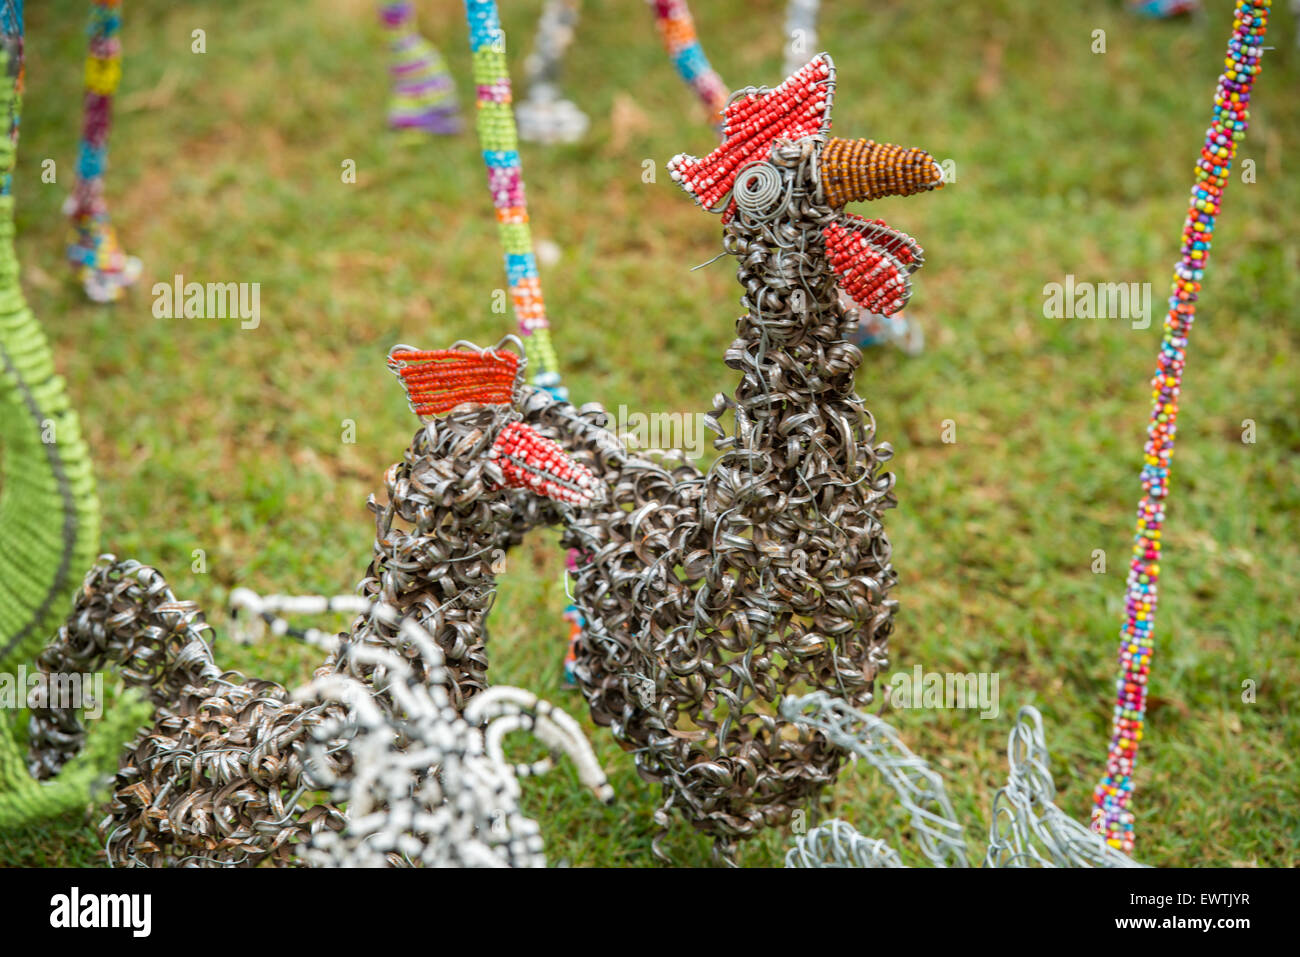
2,0,1296,865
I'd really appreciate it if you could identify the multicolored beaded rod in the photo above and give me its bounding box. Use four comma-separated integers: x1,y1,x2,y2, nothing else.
380,1,461,135
0,0,20,200
651,0,729,129
65,0,140,304
1091,0,1270,855
463,0,562,395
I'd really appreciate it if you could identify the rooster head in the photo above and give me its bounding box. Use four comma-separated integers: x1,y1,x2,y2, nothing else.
667,53,943,318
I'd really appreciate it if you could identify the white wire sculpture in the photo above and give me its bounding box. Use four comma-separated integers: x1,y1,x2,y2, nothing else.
516,0,589,144
234,592,614,867
781,692,1144,868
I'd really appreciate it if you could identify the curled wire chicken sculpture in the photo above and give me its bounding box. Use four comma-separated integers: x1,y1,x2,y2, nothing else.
256,600,612,868
781,692,1144,868
25,341,608,866
488,54,944,860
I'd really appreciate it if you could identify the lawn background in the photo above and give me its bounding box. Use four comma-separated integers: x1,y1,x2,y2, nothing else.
1,0,1296,866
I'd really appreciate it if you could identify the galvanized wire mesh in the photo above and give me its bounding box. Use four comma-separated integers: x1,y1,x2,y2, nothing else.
781,692,968,867
782,692,1144,868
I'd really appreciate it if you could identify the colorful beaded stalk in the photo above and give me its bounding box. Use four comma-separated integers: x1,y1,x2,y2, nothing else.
651,0,729,130
1129,0,1201,17
65,0,140,304
381,1,462,135
463,0,562,393
1092,0,1270,854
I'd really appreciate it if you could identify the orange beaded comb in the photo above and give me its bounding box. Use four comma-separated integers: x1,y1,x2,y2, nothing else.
386,344,523,417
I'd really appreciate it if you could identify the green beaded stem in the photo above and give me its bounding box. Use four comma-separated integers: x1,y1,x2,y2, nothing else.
0,47,144,831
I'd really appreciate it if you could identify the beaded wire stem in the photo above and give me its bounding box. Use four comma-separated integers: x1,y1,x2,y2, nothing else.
464,0,562,395
65,0,141,304
651,0,729,129
0,22,145,831
1091,0,1270,854
380,1,462,136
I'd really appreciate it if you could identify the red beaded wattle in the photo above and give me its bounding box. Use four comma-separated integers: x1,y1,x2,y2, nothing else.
1091,0,1270,855
387,347,521,417
667,54,833,212
823,215,923,317
490,420,596,506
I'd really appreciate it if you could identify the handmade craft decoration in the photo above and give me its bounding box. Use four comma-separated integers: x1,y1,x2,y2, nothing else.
65,0,141,303
0,26,147,830
380,0,462,135
28,559,350,865
471,53,944,861
1129,0,1201,17
650,0,729,129
343,340,596,705
463,1,564,392
853,300,924,355
26,339,603,864
512,0,729,143
781,693,1141,868
29,566,607,866
287,606,611,867
1091,0,1270,855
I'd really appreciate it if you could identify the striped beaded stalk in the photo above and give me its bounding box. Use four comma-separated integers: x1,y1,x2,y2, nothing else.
463,0,563,397
380,1,462,135
651,0,729,130
1092,0,1270,855
65,0,141,304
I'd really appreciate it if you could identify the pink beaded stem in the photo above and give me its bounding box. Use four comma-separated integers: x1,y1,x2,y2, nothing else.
1091,0,1270,855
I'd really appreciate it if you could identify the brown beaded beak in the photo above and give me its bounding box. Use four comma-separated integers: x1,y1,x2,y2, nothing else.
819,137,944,208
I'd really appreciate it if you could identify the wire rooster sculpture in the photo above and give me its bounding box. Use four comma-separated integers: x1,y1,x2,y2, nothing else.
392,53,943,861
25,342,607,865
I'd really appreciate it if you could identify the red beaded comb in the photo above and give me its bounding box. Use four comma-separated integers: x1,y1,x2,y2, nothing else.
667,54,835,213
386,346,522,417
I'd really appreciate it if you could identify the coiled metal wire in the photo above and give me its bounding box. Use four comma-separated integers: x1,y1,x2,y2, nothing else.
518,134,899,862
27,558,350,867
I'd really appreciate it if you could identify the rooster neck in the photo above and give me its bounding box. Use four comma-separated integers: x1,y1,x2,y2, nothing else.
716,178,866,483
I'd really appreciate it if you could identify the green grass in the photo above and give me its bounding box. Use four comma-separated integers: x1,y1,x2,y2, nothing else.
1,0,1298,867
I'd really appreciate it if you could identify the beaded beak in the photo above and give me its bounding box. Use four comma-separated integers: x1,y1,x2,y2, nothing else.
386,343,597,507
667,53,944,318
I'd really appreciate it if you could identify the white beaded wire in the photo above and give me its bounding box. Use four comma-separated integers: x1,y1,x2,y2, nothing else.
234,592,612,867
